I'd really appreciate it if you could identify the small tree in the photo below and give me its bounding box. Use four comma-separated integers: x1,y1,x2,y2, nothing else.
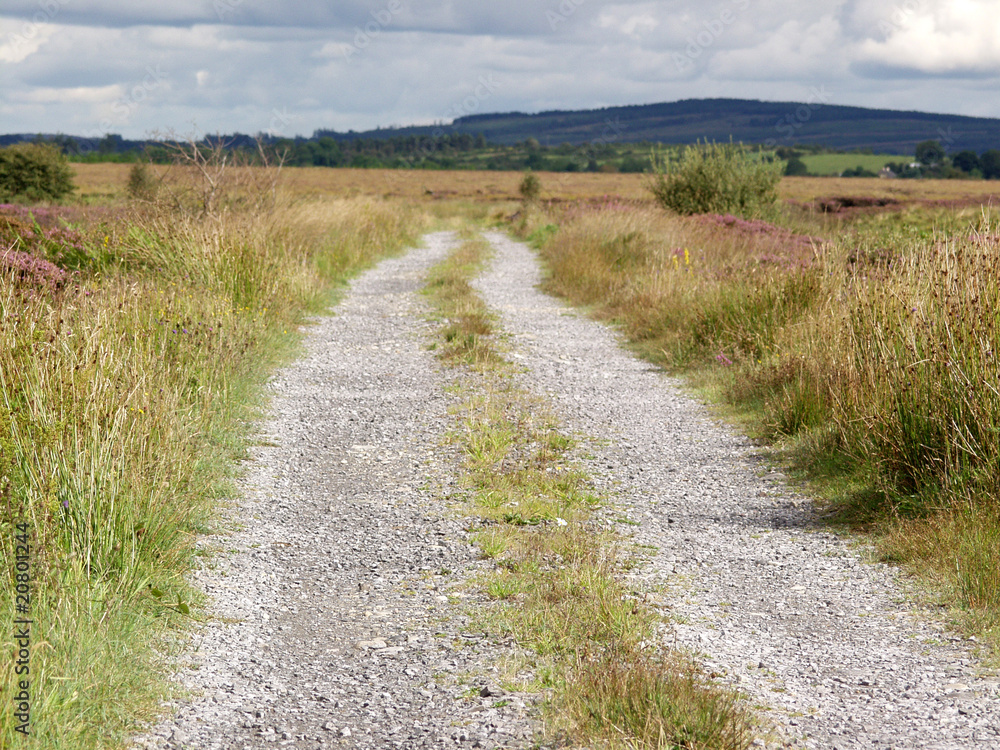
951,150,981,174
981,150,1000,180
0,143,74,202
126,162,159,201
915,140,945,166
647,141,783,218
784,157,809,176
518,171,541,203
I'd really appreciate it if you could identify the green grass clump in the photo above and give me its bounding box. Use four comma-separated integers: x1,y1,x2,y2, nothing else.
422,234,500,367
840,225,1000,505
568,649,753,750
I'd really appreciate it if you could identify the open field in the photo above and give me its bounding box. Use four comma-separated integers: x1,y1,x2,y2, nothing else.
800,152,908,175
779,174,1000,204
71,163,1000,207
70,163,650,203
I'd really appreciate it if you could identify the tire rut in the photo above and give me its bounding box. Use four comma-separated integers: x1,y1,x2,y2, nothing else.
474,230,1000,750
134,232,537,750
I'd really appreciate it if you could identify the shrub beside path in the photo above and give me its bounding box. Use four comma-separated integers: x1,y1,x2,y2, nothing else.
475,230,1000,749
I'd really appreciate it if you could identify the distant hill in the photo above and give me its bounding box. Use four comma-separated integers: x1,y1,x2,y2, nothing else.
6,99,999,159
320,98,1000,154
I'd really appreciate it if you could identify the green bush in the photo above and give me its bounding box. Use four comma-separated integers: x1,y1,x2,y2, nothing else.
519,171,541,202
0,142,75,202
842,165,878,178
126,162,159,201
784,156,810,176
647,141,782,218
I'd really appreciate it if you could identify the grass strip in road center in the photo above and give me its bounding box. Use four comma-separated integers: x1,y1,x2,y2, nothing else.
422,231,755,750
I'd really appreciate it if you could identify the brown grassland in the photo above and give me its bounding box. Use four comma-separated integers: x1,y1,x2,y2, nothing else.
73,162,1000,205
72,162,648,202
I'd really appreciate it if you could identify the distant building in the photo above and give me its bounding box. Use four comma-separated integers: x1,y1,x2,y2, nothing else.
878,166,897,179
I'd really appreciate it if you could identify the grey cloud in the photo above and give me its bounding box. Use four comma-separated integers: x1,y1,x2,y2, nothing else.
3,0,632,35
849,58,1000,81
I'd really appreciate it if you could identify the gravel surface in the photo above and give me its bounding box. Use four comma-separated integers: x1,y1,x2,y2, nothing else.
134,232,538,750
137,228,1000,750
474,230,1000,750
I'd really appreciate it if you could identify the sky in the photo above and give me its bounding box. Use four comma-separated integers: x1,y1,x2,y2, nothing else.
2,0,1000,141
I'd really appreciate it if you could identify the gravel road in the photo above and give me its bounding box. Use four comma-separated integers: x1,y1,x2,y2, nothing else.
137,230,1000,750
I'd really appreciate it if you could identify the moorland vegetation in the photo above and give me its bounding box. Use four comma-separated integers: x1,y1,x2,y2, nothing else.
3,137,1000,749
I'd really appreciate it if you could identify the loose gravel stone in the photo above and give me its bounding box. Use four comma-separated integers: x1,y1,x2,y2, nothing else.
474,230,1000,750
133,233,537,749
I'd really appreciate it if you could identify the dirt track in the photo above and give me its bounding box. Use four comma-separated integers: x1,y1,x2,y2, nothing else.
137,231,1000,750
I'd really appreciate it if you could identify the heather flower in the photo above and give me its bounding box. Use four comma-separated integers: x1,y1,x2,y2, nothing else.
1,246,69,291
696,213,822,272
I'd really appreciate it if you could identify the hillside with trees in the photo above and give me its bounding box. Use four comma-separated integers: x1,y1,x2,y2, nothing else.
324,98,1000,154
3,99,999,177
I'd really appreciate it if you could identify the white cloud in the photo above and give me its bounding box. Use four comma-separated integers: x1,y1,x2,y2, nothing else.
597,4,661,38
855,0,1000,74
710,15,845,79
314,41,351,59
0,18,58,63
20,84,123,104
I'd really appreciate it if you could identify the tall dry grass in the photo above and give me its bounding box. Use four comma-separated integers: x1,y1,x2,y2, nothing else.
539,204,822,368
532,200,1000,643
0,195,427,748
